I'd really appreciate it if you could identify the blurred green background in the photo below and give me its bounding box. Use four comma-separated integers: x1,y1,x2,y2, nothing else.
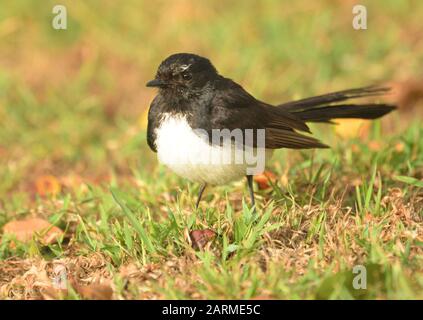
1,0,422,189
0,0,422,300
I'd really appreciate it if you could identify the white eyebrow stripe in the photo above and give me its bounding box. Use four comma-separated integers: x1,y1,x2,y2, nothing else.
180,64,191,71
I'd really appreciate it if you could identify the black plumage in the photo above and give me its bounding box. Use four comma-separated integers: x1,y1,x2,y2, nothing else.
146,53,396,208
147,53,395,152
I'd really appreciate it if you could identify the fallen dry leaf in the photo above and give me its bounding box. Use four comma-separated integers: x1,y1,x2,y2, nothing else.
364,211,375,223
189,229,216,250
42,281,113,300
254,171,277,190
41,286,68,300
250,295,274,300
35,175,61,196
72,282,113,300
394,142,405,153
368,140,382,151
3,218,63,245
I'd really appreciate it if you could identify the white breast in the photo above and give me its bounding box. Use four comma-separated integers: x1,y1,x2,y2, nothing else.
154,113,272,185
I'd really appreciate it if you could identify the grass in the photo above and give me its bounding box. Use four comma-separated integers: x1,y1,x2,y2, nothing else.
0,0,422,299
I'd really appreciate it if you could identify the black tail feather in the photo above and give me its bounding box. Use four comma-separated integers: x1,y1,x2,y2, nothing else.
279,86,396,122
294,103,396,123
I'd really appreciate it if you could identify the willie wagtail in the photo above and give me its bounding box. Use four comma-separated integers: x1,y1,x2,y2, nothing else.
146,53,395,209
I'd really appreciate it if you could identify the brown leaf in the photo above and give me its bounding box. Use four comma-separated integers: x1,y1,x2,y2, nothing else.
254,171,276,190
189,229,216,250
3,218,63,245
394,142,405,153
42,280,113,300
368,140,382,151
41,286,68,300
35,175,61,196
364,212,374,223
250,295,274,300
72,282,113,300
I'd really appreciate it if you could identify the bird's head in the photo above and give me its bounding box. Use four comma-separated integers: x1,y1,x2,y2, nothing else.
146,53,218,97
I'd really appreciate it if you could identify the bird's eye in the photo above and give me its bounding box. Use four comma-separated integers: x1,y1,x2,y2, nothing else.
181,72,192,81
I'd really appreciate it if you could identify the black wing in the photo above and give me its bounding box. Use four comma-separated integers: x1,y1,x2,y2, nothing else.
207,78,328,149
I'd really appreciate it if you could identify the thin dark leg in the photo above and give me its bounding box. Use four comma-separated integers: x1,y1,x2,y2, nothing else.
246,175,255,211
195,183,207,209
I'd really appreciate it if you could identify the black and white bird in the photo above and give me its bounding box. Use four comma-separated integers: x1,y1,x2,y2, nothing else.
146,53,395,209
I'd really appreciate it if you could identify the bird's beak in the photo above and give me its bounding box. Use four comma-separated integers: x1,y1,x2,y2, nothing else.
146,79,166,88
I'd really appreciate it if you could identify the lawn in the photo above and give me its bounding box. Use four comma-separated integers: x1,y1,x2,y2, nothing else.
0,0,422,299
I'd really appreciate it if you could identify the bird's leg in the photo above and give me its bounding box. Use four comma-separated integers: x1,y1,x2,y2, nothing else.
246,175,256,212
195,183,207,209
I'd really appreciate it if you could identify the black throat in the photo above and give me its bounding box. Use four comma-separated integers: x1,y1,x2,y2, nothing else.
157,81,216,130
